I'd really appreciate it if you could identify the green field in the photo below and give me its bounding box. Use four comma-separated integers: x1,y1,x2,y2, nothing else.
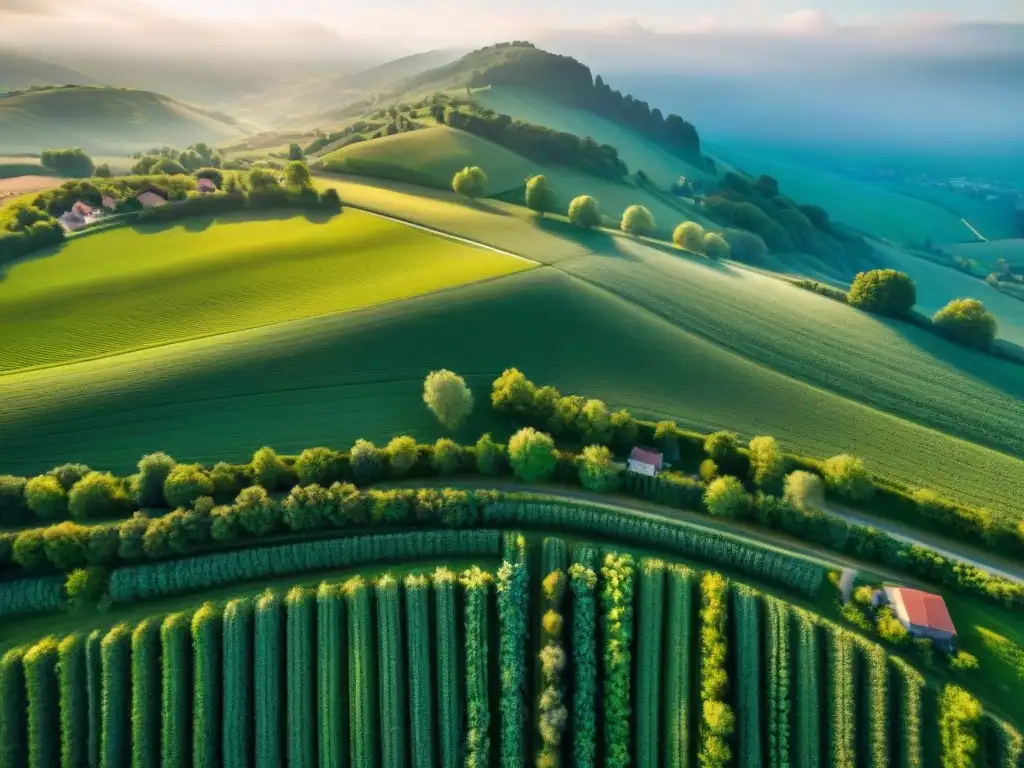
872,240,1024,346
322,126,538,193
475,86,712,189
0,209,532,371
0,86,242,154
2,261,1021,515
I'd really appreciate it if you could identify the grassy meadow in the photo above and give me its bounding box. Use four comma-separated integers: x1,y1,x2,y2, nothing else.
322,126,538,193
0,208,532,371
1,264,1021,516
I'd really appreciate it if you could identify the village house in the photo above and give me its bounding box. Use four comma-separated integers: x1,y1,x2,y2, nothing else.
101,195,117,211
196,178,217,194
627,446,663,477
875,585,958,651
57,210,87,232
71,201,93,217
136,189,168,208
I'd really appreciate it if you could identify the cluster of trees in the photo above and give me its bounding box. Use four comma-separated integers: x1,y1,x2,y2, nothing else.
130,143,223,175
815,269,1000,351
0,201,64,264
442,107,628,181
672,221,730,259
700,172,871,265
591,75,702,161
40,148,94,177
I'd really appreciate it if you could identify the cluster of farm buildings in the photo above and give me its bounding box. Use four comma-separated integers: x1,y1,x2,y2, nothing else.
58,178,217,233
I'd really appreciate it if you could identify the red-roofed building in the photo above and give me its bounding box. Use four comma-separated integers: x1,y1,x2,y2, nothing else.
881,585,957,649
71,201,93,217
627,446,663,477
197,178,217,193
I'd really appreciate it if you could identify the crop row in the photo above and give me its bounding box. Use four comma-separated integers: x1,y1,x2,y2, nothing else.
698,572,733,768
735,585,762,768
497,533,529,768
536,541,568,768
600,552,635,768
568,549,598,768
636,559,666,768
890,657,923,768
765,597,792,768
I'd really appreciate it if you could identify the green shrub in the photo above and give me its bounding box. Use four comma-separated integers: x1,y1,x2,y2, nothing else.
783,471,824,511
704,431,739,462
475,433,506,475
210,462,246,501
0,475,28,522
933,298,997,349
699,459,719,483
525,174,557,214
294,447,344,486
386,436,419,477
252,446,288,491
117,513,150,561
13,529,47,569
423,369,474,428
703,232,731,259
46,463,92,492
85,525,119,566
748,436,785,491
853,585,874,605
42,521,88,569
234,486,279,536
673,221,706,251
822,455,874,501
621,204,655,236
452,166,487,198
69,472,129,520
162,464,214,509
210,505,240,541
508,427,557,483
65,567,107,608
722,229,768,265
282,484,336,532
949,651,979,671
135,452,176,508
848,269,916,316
350,439,384,485
25,475,68,520
704,476,751,519
579,444,621,492
431,438,464,475
568,195,601,228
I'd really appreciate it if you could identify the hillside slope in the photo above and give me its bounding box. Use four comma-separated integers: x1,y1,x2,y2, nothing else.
0,85,243,154
1,266,1020,518
0,51,100,89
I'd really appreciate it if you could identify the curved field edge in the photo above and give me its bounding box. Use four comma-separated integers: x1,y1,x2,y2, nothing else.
0,208,534,373
0,267,1020,515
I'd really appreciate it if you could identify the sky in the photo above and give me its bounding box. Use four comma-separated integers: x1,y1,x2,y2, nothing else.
2,0,1023,52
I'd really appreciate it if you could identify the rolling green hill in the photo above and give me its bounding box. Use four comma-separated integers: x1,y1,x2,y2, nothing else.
0,85,244,154
322,126,537,193
0,208,531,372
1,265,1020,516
1,176,1021,517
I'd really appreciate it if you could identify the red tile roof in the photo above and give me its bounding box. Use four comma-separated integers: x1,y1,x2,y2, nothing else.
629,446,663,469
896,587,956,635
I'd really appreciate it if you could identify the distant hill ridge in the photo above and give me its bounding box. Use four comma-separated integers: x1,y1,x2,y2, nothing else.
0,50,101,90
387,42,705,165
0,84,244,154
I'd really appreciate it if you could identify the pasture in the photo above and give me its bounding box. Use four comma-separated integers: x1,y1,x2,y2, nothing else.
1,266,1021,516
322,126,538,193
0,173,63,207
0,208,532,371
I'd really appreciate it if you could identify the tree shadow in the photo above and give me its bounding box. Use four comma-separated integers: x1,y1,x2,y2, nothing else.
883,317,1024,402
465,198,513,217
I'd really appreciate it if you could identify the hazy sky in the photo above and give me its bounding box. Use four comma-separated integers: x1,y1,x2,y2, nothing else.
2,0,1023,52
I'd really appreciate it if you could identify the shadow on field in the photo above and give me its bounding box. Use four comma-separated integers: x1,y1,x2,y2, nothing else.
463,198,512,217
884,318,1024,402
127,208,342,235
532,215,625,257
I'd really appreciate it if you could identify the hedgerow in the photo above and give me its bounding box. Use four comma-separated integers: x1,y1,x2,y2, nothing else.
569,551,599,768
376,575,407,768
0,647,29,768
100,624,131,768
433,568,462,768
222,598,253,768
404,575,434,768
536,557,568,768
497,533,529,768
765,597,792,768
106,529,501,602
891,657,923,768
664,564,694,768
462,566,492,768
253,591,282,768
159,612,191,768
285,588,315,768
130,619,160,768
601,552,635,768
636,559,665,768
734,585,762,768
699,572,733,768
344,577,375,768
316,583,345,768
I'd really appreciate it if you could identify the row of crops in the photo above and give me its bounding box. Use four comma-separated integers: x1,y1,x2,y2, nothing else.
1,535,1020,768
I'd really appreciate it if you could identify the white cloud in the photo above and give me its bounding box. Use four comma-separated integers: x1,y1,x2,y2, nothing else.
775,8,834,33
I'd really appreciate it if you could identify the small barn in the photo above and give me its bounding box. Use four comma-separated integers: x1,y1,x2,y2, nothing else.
58,211,87,232
627,446,663,477
136,190,168,208
196,178,217,194
879,585,957,650
70,201,93,217
101,195,117,211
